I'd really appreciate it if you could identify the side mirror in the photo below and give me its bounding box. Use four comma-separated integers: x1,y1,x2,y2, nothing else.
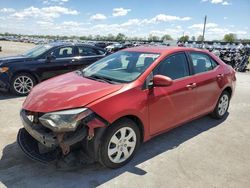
46,54,56,62
153,75,173,87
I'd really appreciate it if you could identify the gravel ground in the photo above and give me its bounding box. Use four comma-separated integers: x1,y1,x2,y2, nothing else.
0,41,35,57
0,42,250,188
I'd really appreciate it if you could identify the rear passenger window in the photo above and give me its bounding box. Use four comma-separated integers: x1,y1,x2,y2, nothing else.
97,49,106,55
190,53,218,74
78,46,99,56
153,53,189,80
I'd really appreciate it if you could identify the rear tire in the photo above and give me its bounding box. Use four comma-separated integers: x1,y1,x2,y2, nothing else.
99,118,141,169
10,73,36,96
211,91,230,119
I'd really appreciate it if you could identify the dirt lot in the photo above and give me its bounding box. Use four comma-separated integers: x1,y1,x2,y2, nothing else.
0,42,250,188
0,41,35,57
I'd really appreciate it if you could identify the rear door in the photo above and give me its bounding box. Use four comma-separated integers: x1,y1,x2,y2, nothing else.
71,46,106,70
188,52,223,116
148,52,197,135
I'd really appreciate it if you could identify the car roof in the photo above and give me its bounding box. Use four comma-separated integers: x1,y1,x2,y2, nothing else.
124,46,209,55
46,42,106,50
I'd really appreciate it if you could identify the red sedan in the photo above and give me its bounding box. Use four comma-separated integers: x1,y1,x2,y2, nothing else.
18,47,236,168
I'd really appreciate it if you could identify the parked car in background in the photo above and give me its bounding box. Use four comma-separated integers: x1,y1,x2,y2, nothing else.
0,43,107,95
94,42,108,49
17,47,236,168
105,43,125,53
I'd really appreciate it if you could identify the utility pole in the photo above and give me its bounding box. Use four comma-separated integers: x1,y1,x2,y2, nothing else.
202,15,207,43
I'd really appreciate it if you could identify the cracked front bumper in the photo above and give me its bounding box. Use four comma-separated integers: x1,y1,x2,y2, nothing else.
17,128,59,164
20,110,58,148
18,110,88,164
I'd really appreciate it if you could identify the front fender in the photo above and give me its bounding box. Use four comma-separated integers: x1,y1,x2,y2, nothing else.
88,86,150,141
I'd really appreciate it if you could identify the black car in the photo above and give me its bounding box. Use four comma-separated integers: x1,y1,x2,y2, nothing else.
0,43,107,95
94,42,107,49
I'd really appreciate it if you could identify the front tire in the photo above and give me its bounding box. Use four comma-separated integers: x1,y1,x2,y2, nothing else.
10,73,36,96
211,91,230,119
99,118,141,168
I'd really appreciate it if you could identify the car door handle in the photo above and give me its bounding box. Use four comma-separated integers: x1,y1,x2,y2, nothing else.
186,83,197,89
217,74,224,79
71,59,79,62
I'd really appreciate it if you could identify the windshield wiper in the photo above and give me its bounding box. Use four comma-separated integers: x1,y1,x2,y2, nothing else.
85,75,118,84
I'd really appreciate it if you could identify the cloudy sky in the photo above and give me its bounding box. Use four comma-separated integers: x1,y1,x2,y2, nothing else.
0,0,249,40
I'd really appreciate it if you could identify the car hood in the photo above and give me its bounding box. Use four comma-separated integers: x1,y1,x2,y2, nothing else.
23,72,124,113
0,55,30,65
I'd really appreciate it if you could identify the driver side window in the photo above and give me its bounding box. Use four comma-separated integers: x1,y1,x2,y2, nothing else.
153,52,190,80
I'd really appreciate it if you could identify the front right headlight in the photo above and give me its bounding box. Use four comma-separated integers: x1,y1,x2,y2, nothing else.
0,67,9,73
39,108,93,132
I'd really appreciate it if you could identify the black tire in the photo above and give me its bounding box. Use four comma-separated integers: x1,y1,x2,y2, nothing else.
10,73,36,96
99,118,141,169
211,91,230,119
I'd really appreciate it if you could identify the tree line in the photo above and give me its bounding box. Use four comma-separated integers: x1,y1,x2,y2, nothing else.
0,32,249,43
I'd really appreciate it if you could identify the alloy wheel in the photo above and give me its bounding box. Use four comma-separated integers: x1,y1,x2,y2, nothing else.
13,76,34,94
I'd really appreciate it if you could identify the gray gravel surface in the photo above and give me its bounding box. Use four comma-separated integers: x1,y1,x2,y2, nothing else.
0,42,250,188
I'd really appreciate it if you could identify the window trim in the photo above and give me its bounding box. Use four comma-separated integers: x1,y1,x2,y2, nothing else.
187,51,220,75
209,57,219,69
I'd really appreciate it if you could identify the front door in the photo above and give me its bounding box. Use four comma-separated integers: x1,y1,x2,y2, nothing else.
38,46,76,80
148,52,197,135
71,46,106,70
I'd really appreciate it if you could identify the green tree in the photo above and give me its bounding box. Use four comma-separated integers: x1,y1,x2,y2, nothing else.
223,33,237,43
179,35,189,42
191,36,196,41
148,34,160,42
197,35,204,41
87,35,93,40
239,39,250,43
95,35,101,41
107,34,115,41
161,34,173,41
79,36,87,40
116,33,126,41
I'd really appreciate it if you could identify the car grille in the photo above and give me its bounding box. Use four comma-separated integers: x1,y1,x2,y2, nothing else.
24,110,52,133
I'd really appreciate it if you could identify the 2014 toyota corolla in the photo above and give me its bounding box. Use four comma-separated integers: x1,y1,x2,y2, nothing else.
17,47,236,168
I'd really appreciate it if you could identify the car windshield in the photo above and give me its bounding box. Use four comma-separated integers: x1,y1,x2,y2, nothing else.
22,45,52,58
82,51,160,83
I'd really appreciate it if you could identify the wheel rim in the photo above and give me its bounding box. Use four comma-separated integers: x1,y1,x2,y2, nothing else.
108,127,137,164
13,76,34,94
218,94,229,116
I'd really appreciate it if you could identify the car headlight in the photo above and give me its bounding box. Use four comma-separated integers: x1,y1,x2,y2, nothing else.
0,67,9,73
39,108,93,132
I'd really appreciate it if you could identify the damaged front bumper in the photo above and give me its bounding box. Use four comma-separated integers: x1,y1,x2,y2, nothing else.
17,128,60,164
17,109,106,165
